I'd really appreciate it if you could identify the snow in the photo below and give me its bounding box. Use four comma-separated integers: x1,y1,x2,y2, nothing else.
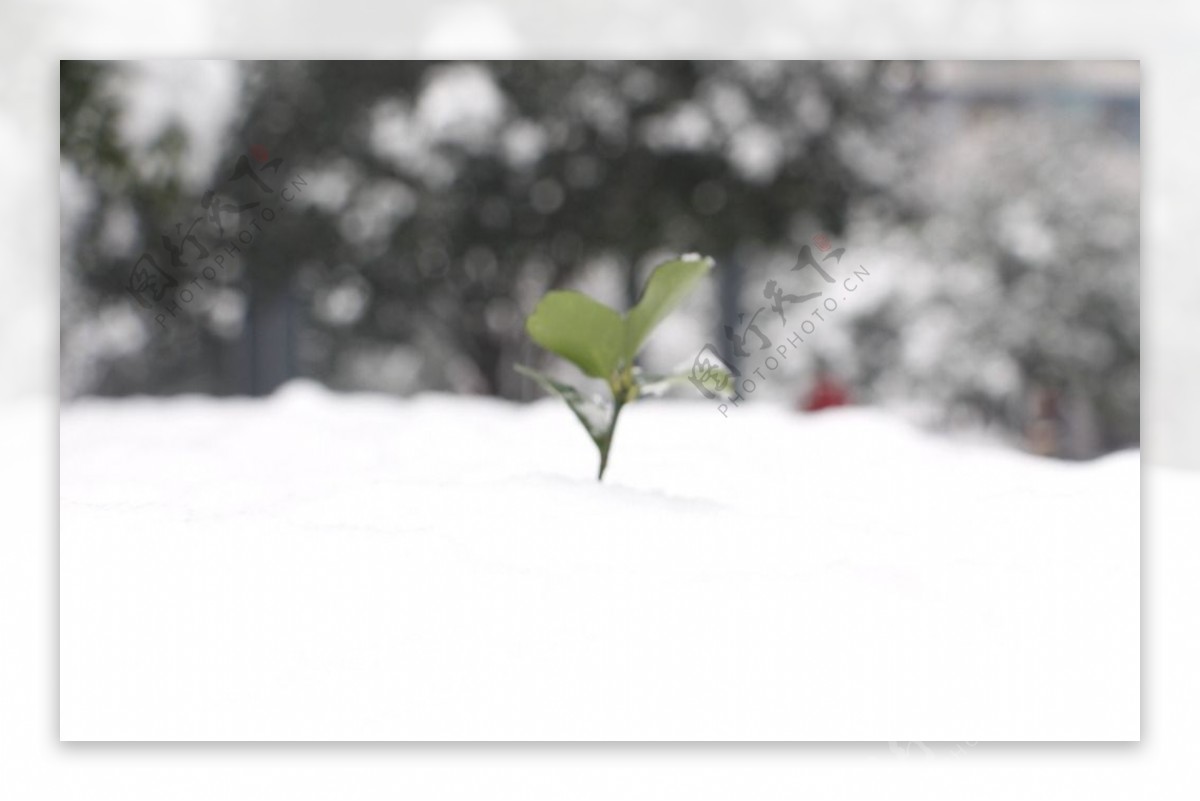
114,60,240,190
59,381,1138,740
415,63,506,150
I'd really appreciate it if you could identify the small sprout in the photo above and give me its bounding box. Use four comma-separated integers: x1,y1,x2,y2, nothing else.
517,255,720,480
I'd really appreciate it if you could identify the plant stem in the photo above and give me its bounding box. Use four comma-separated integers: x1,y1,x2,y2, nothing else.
597,397,625,481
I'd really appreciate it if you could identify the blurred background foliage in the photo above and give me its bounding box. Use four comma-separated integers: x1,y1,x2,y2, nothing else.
60,60,1139,457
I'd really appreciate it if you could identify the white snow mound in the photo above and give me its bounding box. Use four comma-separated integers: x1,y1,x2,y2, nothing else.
60,382,1139,740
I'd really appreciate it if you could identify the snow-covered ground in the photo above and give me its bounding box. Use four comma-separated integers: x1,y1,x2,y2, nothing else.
58,382,1139,741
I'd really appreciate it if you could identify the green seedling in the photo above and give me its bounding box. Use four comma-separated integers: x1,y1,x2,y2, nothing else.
517,254,726,480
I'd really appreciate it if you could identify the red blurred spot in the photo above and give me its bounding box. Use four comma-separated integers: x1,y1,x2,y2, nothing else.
250,144,270,164
801,374,850,412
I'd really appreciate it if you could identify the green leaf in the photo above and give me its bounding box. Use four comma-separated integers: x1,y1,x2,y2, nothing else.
514,364,611,443
525,291,625,380
623,255,714,361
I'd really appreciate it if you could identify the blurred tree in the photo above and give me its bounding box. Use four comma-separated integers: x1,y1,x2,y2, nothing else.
59,60,1138,456
849,101,1140,455
61,60,919,399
